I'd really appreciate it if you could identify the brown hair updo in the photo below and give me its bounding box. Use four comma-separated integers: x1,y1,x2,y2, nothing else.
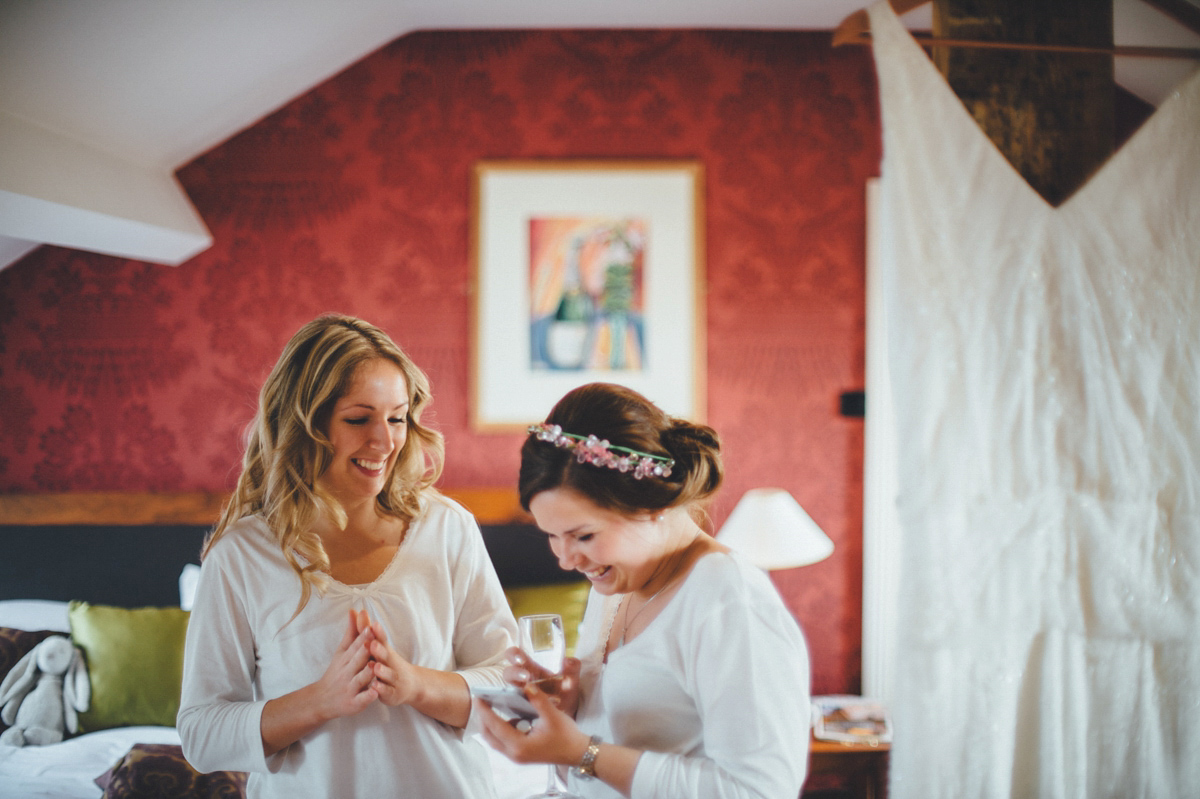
519,383,723,520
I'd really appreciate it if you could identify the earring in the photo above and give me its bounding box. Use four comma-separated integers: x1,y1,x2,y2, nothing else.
656,514,665,522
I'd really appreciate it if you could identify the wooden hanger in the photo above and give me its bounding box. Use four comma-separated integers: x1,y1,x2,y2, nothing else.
832,0,921,47
832,0,1200,59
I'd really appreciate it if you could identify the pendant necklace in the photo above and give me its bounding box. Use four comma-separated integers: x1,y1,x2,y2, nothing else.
616,533,701,647
617,582,670,648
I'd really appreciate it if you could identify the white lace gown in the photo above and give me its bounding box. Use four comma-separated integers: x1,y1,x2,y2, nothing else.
867,2,1200,797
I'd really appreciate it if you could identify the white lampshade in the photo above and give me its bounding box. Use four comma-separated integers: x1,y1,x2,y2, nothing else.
717,488,834,570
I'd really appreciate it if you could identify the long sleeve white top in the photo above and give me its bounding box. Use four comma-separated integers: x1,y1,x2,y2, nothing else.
569,552,811,799
177,494,517,799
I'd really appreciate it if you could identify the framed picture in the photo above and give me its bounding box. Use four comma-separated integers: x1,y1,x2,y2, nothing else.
471,160,705,432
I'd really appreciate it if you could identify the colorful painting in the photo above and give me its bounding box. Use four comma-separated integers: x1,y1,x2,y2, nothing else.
471,160,703,431
528,217,647,371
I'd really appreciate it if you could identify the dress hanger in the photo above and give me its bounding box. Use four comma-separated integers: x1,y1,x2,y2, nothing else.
832,0,1200,59
832,0,922,47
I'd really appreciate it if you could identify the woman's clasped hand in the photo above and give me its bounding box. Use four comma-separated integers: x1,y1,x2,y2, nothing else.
308,609,383,722
319,608,425,716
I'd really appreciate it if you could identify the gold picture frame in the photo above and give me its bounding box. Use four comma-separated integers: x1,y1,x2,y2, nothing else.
470,160,706,432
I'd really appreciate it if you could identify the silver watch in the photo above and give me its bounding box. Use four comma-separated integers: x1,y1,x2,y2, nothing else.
574,735,602,779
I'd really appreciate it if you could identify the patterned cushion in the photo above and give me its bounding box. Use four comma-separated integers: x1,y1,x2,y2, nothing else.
0,627,58,733
96,743,247,799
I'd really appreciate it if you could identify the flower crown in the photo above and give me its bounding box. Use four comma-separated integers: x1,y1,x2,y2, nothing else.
528,423,675,480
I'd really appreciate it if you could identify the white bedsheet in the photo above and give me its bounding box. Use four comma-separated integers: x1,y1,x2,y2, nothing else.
0,727,180,799
0,727,545,799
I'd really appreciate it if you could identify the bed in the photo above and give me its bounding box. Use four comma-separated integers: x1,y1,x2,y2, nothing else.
0,489,587,799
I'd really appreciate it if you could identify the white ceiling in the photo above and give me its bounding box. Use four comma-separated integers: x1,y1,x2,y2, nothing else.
0,0,1197,270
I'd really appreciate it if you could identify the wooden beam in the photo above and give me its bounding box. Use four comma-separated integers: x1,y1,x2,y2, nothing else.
0,492,227,526
0,487,528,527
440,487,532,525
838,33,1200,59
833,0,1200,58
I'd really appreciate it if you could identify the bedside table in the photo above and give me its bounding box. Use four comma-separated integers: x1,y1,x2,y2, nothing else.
805,732,890,799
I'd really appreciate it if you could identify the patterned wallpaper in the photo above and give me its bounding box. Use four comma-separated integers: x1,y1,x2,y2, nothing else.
0,31,880,694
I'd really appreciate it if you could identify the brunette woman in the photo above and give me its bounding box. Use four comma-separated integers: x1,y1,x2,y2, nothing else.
476,382,810,798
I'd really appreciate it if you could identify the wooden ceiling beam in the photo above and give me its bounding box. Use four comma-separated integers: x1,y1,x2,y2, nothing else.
834,0,1200,58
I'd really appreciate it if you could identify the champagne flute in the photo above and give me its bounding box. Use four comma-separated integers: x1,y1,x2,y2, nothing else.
518,614,582,799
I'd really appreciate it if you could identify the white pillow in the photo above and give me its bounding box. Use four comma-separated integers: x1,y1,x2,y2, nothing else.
179,563,200,611
0,599,71,632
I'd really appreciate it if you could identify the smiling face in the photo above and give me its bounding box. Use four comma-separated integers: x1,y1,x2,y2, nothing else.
529,486,666,596
318,358,410,509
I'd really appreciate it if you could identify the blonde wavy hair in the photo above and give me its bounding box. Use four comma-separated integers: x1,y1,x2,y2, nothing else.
205,314,444,612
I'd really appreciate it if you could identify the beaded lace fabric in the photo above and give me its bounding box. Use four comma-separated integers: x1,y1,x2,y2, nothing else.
868,2,1200,797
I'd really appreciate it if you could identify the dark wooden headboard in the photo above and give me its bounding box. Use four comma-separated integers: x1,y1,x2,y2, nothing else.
0,489,576,607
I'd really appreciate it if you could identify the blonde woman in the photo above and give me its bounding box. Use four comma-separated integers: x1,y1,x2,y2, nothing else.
178,314,517,798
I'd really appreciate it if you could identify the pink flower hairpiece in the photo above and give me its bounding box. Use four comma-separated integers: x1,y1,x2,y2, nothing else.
528,423,675,480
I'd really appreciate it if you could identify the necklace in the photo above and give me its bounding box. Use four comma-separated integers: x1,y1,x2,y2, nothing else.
616,531,702,647
617,583,670,648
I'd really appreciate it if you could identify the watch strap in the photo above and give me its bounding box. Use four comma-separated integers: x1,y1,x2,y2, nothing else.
575,735,602,779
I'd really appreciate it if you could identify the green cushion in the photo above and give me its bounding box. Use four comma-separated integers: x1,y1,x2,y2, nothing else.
68,602,190,732
503,582,591,656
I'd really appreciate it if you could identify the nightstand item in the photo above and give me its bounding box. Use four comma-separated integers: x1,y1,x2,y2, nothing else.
806,733,890,799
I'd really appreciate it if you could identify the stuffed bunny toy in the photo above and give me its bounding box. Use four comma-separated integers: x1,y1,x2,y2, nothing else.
0,635,90,746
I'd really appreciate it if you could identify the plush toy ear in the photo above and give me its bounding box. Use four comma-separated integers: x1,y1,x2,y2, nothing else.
63,648,90,733
0,647,41,726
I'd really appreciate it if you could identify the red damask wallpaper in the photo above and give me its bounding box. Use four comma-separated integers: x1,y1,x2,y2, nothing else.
0,31,879,694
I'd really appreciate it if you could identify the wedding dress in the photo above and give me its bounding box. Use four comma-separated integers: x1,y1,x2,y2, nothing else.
867,2,1200,796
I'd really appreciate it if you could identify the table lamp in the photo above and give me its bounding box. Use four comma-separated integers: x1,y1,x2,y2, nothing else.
716,488,834,570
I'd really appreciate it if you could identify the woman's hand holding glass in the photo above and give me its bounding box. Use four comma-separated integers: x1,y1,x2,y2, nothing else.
504,645,582,718
477,676,591,765
476,614,586,798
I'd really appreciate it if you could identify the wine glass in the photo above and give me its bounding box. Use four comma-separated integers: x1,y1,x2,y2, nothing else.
518,614,582,799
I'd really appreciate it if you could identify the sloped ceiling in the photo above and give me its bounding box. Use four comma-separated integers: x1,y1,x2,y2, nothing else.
0,0,1196,271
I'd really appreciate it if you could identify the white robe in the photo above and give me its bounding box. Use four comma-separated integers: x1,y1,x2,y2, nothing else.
570,552,811,799
178,495,518,799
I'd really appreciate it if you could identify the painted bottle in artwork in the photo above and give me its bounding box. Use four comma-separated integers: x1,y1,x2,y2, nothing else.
545,240,594,369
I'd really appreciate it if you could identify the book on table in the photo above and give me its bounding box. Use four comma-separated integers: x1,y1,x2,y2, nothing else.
811,695,891,745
